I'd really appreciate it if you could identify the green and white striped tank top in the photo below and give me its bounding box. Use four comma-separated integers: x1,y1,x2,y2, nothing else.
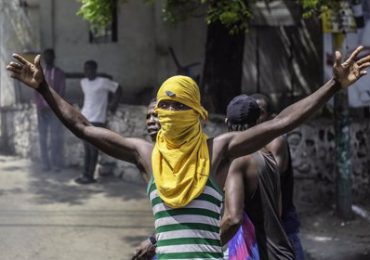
147,177,224,259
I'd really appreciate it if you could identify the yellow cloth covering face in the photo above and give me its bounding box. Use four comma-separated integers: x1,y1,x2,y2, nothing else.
152,75,210,208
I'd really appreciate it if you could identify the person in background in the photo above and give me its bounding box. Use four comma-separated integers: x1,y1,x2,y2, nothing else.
76,60,122,184
146,98,160,143
34,48,66,172
221,95,293,260
251,93,305,260
132,98,160,260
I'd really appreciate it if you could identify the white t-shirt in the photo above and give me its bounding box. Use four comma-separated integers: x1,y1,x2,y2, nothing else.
81,77,119,123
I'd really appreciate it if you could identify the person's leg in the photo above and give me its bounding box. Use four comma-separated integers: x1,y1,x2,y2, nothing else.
37,109,51,170
83,141,91,177
86,141,98,180
50,113,64,171
75,122,104,184
75,141,96,184
288,232,305,260
85,122,105,179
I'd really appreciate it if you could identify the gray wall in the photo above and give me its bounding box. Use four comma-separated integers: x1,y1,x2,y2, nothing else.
1,104,369,209
38,0,207,104
0,0,40,107
242,1,322,110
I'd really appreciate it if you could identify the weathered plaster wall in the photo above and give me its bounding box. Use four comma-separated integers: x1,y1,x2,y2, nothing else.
288,119,370,208
1,105,369,206
0,0,40,107
34,0,207,104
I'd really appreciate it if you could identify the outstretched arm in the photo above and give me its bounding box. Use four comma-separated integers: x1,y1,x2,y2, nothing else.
7,54,151,169
216,46,370,161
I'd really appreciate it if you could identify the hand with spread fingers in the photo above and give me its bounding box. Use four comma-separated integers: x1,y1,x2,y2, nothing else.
6,54,45,90
334,46,370,89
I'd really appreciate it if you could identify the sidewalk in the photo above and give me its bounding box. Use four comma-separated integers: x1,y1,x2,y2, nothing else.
300,205,370,260
0,155,154,260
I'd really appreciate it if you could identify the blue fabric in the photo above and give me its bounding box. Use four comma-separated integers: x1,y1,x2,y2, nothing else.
282,207,301,235
287,232,305,260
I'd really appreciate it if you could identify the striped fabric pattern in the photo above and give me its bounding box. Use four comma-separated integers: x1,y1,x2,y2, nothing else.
147,177,224,260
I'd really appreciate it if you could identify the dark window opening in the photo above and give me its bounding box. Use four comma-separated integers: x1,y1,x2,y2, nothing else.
89,0,118,43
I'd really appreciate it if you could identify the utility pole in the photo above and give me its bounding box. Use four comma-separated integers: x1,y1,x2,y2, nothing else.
333,32,353,220
322,1,356,220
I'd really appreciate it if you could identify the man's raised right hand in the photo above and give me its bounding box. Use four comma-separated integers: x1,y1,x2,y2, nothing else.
7,54,45,90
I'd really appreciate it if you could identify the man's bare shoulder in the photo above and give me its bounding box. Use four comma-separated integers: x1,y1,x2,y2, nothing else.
228,153,259,192
267,135,286,147
266,135,288,154
210,132,235,162
229,153,255,172
213,132,235,145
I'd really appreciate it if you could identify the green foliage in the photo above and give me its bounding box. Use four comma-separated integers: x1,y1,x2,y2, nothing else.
161,0,252,33
77,0,252,34
161,0,202,24
76,0,348,33
297,0,343,18
77,0,128,29
207,1,252,34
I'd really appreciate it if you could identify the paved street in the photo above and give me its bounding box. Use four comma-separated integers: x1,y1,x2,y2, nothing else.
2,154,370,260
0,155,154,260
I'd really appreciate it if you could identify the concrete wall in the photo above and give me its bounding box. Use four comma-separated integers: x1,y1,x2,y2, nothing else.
0,103,225,181
1,104,369,207
0,0,40,107
288,118,370,208
34,0,207,104
242,19,323,111
1,0,321,109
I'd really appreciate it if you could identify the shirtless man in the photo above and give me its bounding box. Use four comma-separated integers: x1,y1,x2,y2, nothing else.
7,46,370,259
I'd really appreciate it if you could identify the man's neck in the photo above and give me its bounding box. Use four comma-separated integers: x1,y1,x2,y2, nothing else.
45,65,54,70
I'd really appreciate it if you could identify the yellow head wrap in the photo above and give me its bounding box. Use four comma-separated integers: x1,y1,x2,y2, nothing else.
152,75,210,208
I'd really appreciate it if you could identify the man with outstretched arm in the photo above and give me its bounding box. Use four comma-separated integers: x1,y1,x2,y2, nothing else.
7,47,370,259
251,93,305,259
220,95,293,260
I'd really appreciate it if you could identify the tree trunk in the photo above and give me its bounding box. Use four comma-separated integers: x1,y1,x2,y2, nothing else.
201,21,245,114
